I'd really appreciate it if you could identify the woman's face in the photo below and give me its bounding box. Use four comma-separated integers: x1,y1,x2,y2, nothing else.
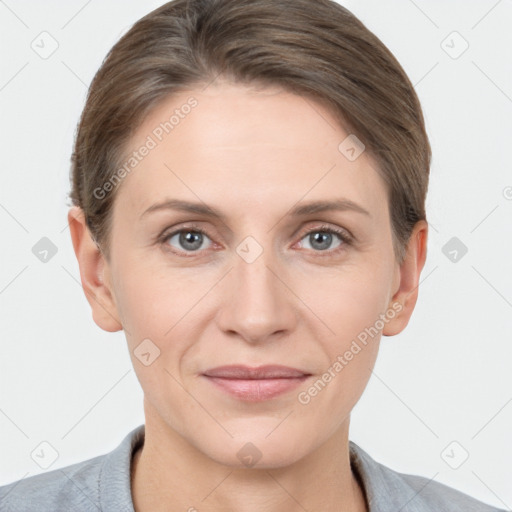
80,81,423,467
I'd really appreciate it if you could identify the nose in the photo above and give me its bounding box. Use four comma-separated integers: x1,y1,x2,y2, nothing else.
216,242,297,345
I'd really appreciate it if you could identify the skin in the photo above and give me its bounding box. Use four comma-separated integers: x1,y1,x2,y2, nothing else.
68,80,427,512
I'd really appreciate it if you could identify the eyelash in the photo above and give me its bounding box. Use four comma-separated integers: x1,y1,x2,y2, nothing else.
158,223,353,258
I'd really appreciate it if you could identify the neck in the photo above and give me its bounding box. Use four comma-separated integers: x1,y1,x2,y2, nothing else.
131,403,368,512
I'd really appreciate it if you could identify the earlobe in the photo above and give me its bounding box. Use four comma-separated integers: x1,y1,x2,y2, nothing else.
382,220,428,337
67,206,123,333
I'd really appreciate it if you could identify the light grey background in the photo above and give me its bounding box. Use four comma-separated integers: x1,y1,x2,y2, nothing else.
0,0,511,508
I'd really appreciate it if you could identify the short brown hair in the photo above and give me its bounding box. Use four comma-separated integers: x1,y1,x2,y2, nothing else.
68,0,431,264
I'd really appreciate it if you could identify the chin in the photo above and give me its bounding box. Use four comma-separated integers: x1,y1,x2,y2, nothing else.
195,430,312,470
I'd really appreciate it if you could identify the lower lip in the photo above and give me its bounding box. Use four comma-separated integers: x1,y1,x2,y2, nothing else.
203,376,310,401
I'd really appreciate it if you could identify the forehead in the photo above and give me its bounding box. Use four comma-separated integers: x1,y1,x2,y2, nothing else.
114,82,387,220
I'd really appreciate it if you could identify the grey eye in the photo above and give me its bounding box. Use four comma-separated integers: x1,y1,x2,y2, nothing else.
166,230,212,252
300,230,343,252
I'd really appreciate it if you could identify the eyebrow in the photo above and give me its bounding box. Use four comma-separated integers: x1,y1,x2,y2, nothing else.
140,198,371,221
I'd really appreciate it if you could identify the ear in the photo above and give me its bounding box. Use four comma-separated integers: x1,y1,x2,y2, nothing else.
383,220,428,336
67,206,123,332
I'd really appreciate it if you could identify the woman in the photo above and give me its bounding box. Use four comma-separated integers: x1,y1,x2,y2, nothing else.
0,0,505,510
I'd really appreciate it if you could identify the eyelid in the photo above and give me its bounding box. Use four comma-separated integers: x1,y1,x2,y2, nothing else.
158,221,354,256
293,224,353,256
299,223,353,243
157,222,216,255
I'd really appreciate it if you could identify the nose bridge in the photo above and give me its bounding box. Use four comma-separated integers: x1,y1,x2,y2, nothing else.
217,230,295,342
237,235,277,294
235,232,281,311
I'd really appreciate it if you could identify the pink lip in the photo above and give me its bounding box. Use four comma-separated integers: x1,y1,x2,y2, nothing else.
202,365,311,401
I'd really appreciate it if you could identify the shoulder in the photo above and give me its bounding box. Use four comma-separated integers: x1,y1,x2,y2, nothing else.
392,471,506,512
349,441,506,512
0,424,144,512
0,453,104,512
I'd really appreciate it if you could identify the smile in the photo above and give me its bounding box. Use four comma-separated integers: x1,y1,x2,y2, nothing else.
201,365,312,401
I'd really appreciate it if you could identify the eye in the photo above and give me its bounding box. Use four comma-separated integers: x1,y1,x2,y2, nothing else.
159,223,352,257
296,224,352,254
161,226,213,255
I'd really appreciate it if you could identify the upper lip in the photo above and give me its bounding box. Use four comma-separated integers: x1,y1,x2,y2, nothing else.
202,365,310,379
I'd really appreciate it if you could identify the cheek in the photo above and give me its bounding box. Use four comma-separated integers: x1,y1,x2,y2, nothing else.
110,255,177,345
295,257,392,340
112,257,210,385
321,282,384,382
294,258,392,390
336,280,389,342
294,273,386,423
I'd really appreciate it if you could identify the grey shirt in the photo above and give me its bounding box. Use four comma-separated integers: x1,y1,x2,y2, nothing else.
0,424,506,511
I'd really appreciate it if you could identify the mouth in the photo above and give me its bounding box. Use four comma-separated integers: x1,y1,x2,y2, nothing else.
201,365,312,401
